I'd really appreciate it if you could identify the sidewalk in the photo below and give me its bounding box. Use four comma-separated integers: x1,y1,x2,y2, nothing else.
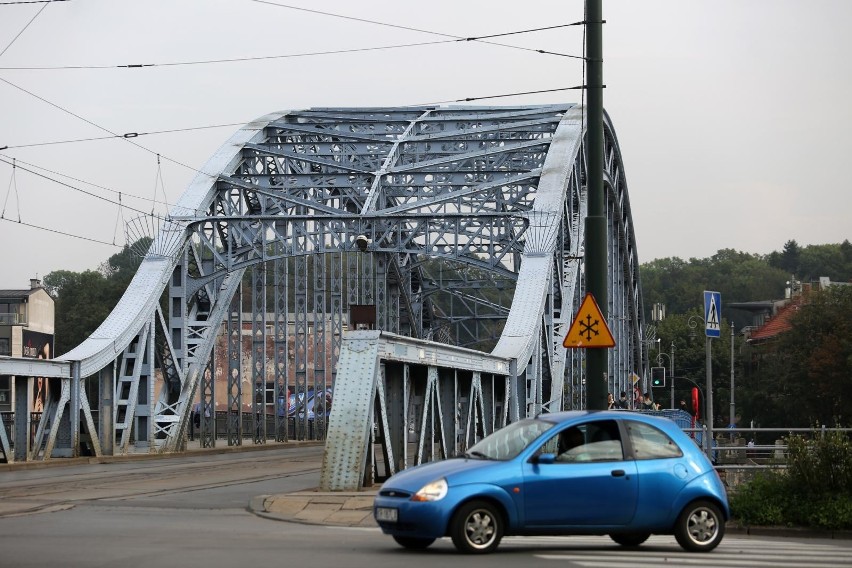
250,489,379,527
0,439,323,472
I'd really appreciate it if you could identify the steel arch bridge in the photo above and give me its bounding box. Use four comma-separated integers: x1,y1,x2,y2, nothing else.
0,105,647,485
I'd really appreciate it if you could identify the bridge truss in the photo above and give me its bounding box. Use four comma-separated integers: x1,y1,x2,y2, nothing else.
0,105,647,476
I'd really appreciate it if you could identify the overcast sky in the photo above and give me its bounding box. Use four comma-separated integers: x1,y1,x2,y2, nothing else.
1,0,850,289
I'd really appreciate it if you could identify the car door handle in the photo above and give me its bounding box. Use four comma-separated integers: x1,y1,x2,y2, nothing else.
611,469,626,477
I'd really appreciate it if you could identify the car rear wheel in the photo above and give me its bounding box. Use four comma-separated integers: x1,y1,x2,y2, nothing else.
392,536,435,549
450,500,503,554
674,500,725,552
610,533,650,547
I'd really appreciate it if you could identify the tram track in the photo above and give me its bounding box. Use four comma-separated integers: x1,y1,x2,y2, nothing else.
0,445,324,517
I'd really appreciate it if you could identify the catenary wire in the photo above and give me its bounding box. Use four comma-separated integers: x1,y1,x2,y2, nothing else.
0,2,590,240
0,154,168,205
0,75,214,178
413,85,592,107
249,0,578,58
0,1,70,4
0,155,170,217
0,23,583,71
0,216,119,247
0,121,246,150
0,0,48,58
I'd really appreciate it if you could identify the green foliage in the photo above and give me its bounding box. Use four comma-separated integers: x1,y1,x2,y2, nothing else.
649,310,740,423
43,242,147,355
641,249,788,328
743,285,852,427
643,241,852,428
786,430,852,495
729,471,789,526
731,432,852,529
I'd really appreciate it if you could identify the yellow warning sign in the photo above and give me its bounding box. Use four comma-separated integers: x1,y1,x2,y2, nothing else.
563,293,616,349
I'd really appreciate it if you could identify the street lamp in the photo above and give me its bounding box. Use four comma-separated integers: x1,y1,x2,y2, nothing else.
688,314,714,460
656,339,675,409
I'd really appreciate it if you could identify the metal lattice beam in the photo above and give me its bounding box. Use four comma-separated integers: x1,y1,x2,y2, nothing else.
1,105,647,464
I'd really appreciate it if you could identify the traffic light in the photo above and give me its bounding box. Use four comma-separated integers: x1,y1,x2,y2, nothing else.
651,367,666,387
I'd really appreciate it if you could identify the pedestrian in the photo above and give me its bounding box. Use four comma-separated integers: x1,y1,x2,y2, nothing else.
642,392,655,410
607,392,617,409
618,391,629,409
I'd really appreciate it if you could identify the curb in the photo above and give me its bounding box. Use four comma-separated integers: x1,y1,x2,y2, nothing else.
0,440,324,472
726,524,852,540
251,491,852,539
249,489,378,528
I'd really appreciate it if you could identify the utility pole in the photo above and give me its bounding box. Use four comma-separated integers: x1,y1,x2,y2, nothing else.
705,334,713,455
730,323,735,430
584,0,608,411
669,341,675,409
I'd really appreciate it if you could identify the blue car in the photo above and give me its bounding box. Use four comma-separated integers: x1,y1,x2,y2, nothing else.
373,410,729,554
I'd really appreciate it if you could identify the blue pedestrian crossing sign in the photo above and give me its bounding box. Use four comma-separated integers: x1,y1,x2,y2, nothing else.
704,290,721,338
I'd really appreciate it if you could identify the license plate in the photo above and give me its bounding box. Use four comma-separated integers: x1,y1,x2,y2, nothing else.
376,507,398,522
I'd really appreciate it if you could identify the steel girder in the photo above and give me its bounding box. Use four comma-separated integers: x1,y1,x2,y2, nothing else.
1,104,646,462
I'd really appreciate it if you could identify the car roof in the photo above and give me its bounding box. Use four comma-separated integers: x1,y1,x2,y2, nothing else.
537,410,680,431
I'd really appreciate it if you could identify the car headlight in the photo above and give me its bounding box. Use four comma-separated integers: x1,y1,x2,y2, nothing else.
411,478,448,502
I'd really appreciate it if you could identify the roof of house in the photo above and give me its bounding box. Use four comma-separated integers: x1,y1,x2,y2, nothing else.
747,299,800,342
0,289,37,300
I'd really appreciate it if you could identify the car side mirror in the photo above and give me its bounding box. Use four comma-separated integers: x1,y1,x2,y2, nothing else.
533,452,556,464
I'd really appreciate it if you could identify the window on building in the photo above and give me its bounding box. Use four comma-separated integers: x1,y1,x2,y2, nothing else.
0,376,10,403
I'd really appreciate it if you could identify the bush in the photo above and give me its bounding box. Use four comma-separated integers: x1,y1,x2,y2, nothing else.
730,471,790,526
730,430,852,530
786,430,852,495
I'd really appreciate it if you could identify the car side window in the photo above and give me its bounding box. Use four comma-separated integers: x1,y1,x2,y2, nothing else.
626,422,683,459
541,420,624,463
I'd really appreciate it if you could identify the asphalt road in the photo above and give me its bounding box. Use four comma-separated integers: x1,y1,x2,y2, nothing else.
1,445,851,568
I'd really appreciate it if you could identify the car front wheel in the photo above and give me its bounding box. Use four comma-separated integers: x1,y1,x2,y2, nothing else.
674,500,725,552
450,500,503,554
610,533,650,547
392,536,435,549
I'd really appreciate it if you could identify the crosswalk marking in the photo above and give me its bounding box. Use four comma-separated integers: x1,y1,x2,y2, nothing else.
497,535,852,567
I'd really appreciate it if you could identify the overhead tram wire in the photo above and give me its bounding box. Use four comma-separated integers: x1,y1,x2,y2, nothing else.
0,76,215,179
0,23,584,71
0,216,119,248
412,85,594,107
0,154,171,208
1,81,589,154
0,121,246,150
0,155,171,218
0,82,583,226
0,1,70,4
0,7,587,249
0,0,48,58
249,0,583,58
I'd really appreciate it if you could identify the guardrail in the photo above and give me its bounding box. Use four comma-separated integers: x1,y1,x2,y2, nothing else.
0,313,26,325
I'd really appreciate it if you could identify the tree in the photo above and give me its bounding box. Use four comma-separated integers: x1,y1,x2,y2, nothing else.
743,285,852,427
43,241,148,355
841,239,852,265
641,250,787,328
776,285,852,425
797,243,849,282
649,309,743,426
44,270,114,355
778,239,801,274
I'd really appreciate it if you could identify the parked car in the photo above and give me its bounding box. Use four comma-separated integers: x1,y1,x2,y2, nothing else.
373,410,729,554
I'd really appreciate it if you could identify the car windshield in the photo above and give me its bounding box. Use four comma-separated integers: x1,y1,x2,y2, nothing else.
465,418,555,460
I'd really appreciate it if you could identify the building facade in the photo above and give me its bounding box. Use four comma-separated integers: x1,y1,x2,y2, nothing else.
0,278,55,412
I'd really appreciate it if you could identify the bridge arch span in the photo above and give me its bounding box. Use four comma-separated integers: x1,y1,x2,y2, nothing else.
1,105,647,464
